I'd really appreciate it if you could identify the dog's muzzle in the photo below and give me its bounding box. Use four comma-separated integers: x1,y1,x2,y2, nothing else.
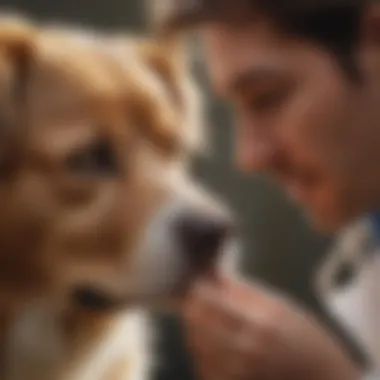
174,208,234,275
69,199,237,312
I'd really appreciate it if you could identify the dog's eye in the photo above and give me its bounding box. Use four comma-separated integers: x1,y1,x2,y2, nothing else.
66,139,119,177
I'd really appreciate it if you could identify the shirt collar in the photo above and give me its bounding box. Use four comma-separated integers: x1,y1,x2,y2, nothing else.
368,212,380,243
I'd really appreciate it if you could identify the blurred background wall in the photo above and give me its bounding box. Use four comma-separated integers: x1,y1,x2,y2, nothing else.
0,0,365,377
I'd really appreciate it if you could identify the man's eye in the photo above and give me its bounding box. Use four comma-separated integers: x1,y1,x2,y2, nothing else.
66,139,119,177
247,88,289,113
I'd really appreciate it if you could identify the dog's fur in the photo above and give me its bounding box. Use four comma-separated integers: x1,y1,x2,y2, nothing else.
0,16,235,380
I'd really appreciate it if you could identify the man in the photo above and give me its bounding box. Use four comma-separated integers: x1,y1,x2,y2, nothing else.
161,1,380,379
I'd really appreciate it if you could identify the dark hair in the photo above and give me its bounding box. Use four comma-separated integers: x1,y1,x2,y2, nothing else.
161,0,368,79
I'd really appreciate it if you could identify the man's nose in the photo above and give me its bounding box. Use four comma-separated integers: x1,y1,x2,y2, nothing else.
236,126,277,173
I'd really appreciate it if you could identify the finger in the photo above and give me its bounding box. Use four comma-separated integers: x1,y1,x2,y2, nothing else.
187,279,267,329
187,330,234,380
185,291,245,351
185,310,260,378
184,279,280,362
190,342,258,380
185,313,269,380
184,281,265,355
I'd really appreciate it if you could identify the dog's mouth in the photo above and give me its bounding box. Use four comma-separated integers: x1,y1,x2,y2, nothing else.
71,286,125,313
70,269,219,314
70,284,188,314
70,245,235,314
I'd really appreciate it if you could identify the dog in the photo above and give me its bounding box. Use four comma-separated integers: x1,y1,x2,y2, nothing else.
0,15,237,380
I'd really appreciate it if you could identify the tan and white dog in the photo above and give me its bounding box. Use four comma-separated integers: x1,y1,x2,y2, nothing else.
0,16,237,380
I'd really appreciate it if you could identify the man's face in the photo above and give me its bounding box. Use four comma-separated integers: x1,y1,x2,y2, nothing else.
202,18,380,232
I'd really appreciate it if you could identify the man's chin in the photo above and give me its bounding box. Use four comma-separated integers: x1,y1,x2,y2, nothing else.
305,208,359,235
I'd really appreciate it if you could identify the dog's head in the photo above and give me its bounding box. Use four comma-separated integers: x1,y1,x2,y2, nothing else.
0,19,236,313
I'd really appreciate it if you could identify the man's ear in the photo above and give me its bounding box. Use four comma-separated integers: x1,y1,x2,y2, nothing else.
0,17,36,176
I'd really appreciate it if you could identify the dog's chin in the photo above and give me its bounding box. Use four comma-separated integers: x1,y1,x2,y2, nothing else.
70,269,218,315
69,245,238,315
134,265,224,313
70,281,186,314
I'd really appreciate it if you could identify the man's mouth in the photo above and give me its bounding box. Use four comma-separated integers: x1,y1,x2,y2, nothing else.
281,171,321,204
284,181,308,202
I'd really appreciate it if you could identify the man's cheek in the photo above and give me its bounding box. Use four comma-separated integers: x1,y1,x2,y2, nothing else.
308,182,354,230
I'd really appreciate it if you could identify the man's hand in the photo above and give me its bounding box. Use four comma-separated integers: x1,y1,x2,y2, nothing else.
183,276,361,380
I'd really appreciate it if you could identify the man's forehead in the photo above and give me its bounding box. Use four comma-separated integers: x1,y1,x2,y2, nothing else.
202,22,332,96
201,26,297,94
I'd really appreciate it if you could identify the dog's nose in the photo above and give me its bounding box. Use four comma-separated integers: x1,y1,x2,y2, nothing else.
176,211,233,269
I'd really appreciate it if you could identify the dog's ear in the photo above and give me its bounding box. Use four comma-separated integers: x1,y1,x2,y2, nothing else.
137,38,189,110
0,17,36,175
125,37,204,157
139,38,204,153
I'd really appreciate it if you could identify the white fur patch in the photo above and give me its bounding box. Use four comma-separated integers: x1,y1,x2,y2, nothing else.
64,310,152,380
6,303,152,380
